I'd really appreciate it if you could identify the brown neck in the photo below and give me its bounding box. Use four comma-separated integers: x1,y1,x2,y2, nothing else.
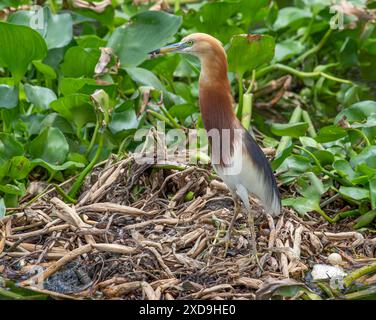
198,50,237,132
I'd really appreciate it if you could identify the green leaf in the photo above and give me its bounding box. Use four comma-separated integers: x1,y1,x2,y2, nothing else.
50,94,95,129
0,22,47,83
228,34,275,75
335,100,376,123
60,47,100,78
75,35,107,49
350,146,376,170
8,156,32,180
273,7,312,30
32,60,57,79
126,67,164,91
274,39,305,62
24,84,56,111
108,11,182,68
369,175,376,210
28,127,69,165
295,172,326,200
0,133,23,162
316,125,347,143
339,186,370,201
0,198,5,218
353,210,376,229
31,159,85,174
271,122,308,137
0,84,18,109
283,197,321,217
333,159,357,182
9,7,73,49
109,101,139,135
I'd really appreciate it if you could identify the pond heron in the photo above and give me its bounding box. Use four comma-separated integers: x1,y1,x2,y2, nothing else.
149,33,281,262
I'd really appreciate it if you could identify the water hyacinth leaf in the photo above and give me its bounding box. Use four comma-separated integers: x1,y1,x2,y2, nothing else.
335,100,376,123
59,78,98,96
0,84,18,109
32,60,57,79
273,7,312,30
350,146,376,170
274,39,305,62
76,35,107,49
271,144,293,171
0,182,26,196
353,209,376,229
8,7,73,49
8,156,32,180
31,159,85,175
316,125,347,143
339,186,370,201
0,22,47,83
125,67,164,91
333,159,357,182
270,122,308,137
228,34,275,75
283,197,323,217
295,172,326,200
24,84,57,111
109,101,139,135
50,94,95,129
0,198,5,218
28,127,69,165
60,47,100,78
369,175,376,210
0,133,23,162
169,104,199,123
40,113,74,135
108,11,182,68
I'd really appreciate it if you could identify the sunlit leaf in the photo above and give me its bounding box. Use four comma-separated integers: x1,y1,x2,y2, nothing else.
108,11,182,68
0,22,47,83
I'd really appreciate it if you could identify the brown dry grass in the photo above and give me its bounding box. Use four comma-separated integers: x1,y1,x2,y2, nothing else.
0,156,375,300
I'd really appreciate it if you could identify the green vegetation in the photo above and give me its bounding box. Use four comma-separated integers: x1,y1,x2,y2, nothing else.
1,0,375,229
0,0,376,300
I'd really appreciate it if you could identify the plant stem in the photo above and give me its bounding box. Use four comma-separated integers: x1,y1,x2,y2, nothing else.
275,106,302,156
160,106,181,129
241,93,253,130
86,121,100,156
147,110,176,128
68,133,105,199
256,63,351,85
236,73,244,119
343,262,376,287
302,110,317,138
294,28,333,65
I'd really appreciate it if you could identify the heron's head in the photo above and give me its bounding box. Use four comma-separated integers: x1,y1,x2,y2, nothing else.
149,33,225,60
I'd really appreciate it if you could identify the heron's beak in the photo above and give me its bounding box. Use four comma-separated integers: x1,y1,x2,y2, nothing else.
149,42,187,56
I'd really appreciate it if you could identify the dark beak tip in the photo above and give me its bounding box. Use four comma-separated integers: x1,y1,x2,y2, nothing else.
148,49,160,58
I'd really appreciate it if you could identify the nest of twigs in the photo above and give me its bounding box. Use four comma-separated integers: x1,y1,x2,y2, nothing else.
1,156,375,300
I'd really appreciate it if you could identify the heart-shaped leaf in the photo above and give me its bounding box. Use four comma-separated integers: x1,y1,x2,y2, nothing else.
24,84,57,111
0,22,47,83
60,47,100,78
228,34,275,75
0,84,18,109
28,127,69,165
271,122,308,137
50,94,95,129
108,11,182,68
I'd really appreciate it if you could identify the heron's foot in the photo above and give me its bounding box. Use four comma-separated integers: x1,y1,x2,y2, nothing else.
223,232,232,257
248,239,264,272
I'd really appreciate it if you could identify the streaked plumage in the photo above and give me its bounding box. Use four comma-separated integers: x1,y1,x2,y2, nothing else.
150,33,281,258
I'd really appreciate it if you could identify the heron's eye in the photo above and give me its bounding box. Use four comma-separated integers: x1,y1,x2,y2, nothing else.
186,40,194,46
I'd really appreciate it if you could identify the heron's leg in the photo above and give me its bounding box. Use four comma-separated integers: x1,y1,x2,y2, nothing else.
223,195,241,257
247,208,263,271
